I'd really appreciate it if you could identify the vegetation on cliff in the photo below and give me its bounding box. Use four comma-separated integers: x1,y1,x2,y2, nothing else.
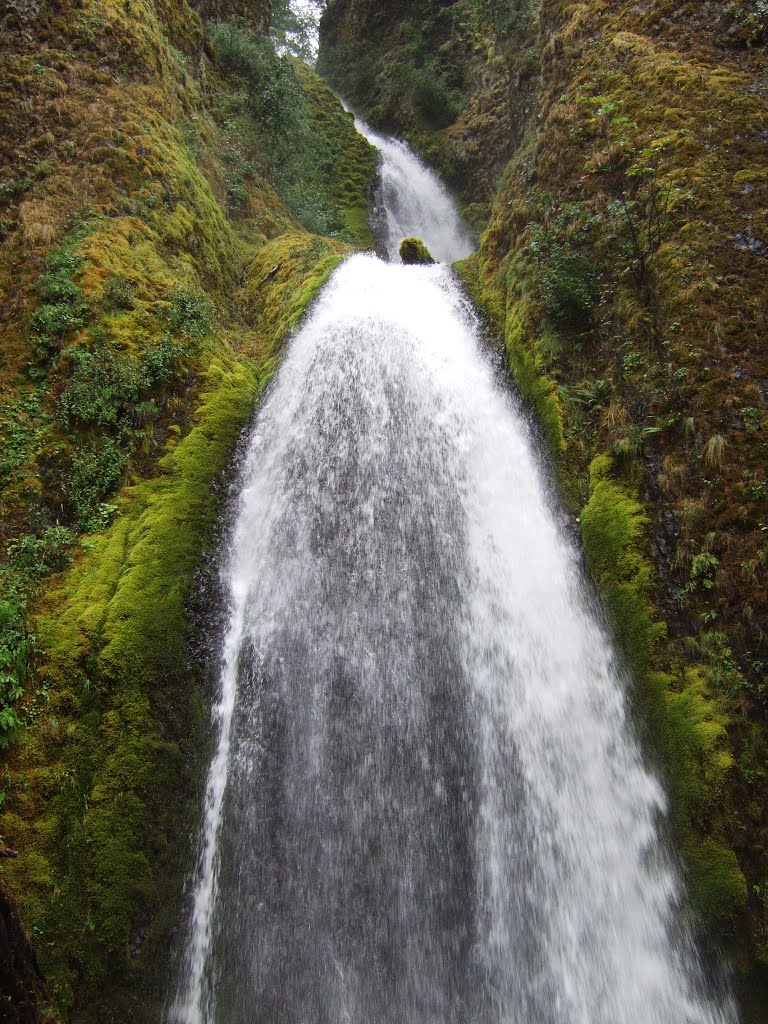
2,0,767,1017
0,1,373,1019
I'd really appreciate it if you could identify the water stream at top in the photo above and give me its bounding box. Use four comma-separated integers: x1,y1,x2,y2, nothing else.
168,123,734,1024
353,114,475,263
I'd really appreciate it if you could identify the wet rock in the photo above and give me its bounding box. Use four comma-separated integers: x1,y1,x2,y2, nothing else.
733,228,767,255
0,888,48,1023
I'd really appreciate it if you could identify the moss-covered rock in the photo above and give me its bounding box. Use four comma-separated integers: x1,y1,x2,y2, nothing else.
580,454,744,931
399,236,435,265
0,230,350,1019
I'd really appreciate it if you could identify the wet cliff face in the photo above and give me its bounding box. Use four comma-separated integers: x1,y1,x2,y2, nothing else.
0,889,49,1024
321,0,768,1013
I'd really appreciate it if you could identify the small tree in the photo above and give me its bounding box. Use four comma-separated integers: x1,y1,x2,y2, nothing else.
271,0,326,61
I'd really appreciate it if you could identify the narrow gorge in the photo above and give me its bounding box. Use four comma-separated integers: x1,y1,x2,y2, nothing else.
0,1,766,1022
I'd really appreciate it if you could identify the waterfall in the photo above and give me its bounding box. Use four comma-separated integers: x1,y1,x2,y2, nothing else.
353,117,475,263
169,130,733,1024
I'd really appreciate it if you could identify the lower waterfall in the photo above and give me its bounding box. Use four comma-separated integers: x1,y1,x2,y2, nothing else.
168,256,732,1024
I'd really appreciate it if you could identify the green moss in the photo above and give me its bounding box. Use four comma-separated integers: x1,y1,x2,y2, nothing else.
411,66,459,128
452,251,505,334
207,22,376,246
580,467,664,675
504,302,566,462
580,455,743,927
399,237,435,265
293,62,377,248
241,230,353,358
685,840,748,925
3,352,259,1015
1,212,354,1017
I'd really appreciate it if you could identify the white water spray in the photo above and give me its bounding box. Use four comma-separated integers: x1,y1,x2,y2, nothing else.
169,124,733,1024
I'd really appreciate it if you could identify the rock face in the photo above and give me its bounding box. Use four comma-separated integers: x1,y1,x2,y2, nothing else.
0,889,47,1024
319,0,538,222
399,237,435,264
321,0,768,1013
194,0,271,31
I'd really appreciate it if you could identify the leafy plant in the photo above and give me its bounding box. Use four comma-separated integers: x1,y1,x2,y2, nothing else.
163,286,215,340
7,526,75,576
209,19,303,144
411,67,458,128
569,378,612,409
742,406,762,431
102,274,136,311
65,438,129,531
622,350,645,376
582,97,675,308
271,0,325,60
58,343,143,428
529,223,598,325
743,473,767,502
677,551,719,604
31,247,91,359
0,602,32,749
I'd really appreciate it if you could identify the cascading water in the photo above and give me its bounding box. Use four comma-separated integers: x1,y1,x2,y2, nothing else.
353,116,475,263
169,129,734,1024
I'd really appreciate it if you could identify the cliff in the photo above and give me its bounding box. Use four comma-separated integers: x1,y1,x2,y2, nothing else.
321,0,768,1014
0,1,375,1019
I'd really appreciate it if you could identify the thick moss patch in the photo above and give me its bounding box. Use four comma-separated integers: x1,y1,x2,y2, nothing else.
436,0,768,987
0,1,370,1017
580,454,744,929
241,230,353,358
2,352,260,1019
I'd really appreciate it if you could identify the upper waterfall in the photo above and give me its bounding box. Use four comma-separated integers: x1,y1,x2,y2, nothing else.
353,116,475,263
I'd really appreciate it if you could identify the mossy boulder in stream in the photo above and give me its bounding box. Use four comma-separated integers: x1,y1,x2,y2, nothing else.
400,237,435,265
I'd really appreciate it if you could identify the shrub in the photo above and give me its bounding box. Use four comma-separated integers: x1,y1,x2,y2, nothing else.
141,334,193,387
209,19,302,139
65,438,129,530
7,526,76,576
102,274,136,310
163,287,215,340
411,67,459,128
529,225,598,325
58,343,143,428
31,248,91,357
0,602,31,749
